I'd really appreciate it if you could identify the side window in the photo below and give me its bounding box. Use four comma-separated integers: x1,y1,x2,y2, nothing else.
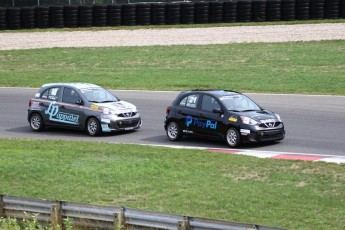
179,94,199,108
201,95,220,112
62,88,81,104
41,87,60,101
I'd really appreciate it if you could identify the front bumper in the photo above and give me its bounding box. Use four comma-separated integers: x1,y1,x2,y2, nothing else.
100,115,142,132
240,126,285,143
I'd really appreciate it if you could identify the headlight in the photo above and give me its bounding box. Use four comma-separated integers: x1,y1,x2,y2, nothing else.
240,116,258,125
102,108,117,115
275,113,282,122
102,108,109,115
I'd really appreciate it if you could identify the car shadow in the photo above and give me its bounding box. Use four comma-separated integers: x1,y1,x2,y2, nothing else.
5,126,137,138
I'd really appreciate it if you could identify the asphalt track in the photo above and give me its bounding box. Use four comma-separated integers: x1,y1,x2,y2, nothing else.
1,87,344,157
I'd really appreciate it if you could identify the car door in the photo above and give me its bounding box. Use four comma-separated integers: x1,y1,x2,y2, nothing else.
197,94,224,138
58,87,86,128
39,86,62,126
174,93,202,134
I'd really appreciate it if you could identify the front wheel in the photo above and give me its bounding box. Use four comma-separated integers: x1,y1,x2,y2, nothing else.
86,117,101,136
29,113,45,132
226,127,240,148
166,121,182,141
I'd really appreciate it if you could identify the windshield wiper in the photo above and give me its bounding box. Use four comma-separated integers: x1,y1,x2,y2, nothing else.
99,100,117,103
228,109,240,112
241,109,259,112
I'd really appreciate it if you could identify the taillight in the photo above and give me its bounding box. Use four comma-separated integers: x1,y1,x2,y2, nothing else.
29,99,32,107
166,106,169,114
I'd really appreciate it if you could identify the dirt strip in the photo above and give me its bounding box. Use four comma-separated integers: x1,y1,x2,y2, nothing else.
0,23,344,50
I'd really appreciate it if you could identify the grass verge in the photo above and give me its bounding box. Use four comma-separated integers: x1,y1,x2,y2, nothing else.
0,40,344,95
0,138,344,230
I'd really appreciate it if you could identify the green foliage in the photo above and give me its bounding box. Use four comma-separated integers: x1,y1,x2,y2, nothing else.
0,215,73,230
0,217,73,230
0,217,20,230
0,138,345,230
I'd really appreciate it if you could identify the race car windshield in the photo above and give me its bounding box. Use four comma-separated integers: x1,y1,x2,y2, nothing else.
80,87,119,103
220,94,261,112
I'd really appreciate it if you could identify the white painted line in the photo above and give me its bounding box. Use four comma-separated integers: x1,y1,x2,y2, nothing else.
317,157,345,164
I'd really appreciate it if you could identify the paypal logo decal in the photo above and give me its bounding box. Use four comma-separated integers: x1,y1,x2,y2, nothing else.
185,115,217,129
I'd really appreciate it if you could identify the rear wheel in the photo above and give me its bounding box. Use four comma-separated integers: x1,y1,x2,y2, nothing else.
87,117,101,136
226,127,240,147
30,113,45,132
166,121,182,141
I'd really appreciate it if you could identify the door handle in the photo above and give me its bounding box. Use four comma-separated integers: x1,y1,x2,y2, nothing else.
60,105,65,109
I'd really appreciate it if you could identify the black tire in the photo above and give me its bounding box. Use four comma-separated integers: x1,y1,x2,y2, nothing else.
225,127,240,148
166,3,180,24
180,3,195,24
223,1,237,22
35,7,49,28
50,6,64,28
30,113,45,132
86,117,101,136
136,4,150,25
107,5,121,26
166,121,182,141
121,4,136,26
237,1,252,22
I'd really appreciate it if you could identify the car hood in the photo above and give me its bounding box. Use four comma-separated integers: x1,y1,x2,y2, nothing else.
242,110,278,123
96,101,137,113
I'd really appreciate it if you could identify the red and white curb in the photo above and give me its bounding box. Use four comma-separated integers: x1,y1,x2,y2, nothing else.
206,148,345,164
140,144,345,164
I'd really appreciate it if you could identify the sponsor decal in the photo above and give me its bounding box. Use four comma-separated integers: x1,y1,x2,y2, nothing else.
183,130,193,134
260,119,275,123
186,115,217,129
229,117,237,122
111,102,127,109
45,102,79,125
240,129,251,135
91,104,99,110
30,101,40,108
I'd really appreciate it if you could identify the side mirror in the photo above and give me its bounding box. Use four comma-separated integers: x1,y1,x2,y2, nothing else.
212,108,223,114
76,99,84,105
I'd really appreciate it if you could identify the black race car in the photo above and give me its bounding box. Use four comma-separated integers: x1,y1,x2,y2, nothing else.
28,83,141,136
164,90,285,147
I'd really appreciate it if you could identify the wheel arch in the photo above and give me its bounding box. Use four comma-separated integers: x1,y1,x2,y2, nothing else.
29,112,45,132
85,116,102,136
225,125,241,148
85,115,101,129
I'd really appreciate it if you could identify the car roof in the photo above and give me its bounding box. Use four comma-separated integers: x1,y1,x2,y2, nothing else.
41,83,101,90
180,89,241,97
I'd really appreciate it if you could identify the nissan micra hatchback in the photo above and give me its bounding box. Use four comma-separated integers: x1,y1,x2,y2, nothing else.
165,90,285,147
28,83,141,136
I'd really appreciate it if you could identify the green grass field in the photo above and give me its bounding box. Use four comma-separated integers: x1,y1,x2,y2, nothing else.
1,40,344,95
1,21,345,229
0,138,344,230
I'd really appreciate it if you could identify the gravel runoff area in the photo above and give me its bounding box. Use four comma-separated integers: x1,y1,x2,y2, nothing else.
0,23,344,50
